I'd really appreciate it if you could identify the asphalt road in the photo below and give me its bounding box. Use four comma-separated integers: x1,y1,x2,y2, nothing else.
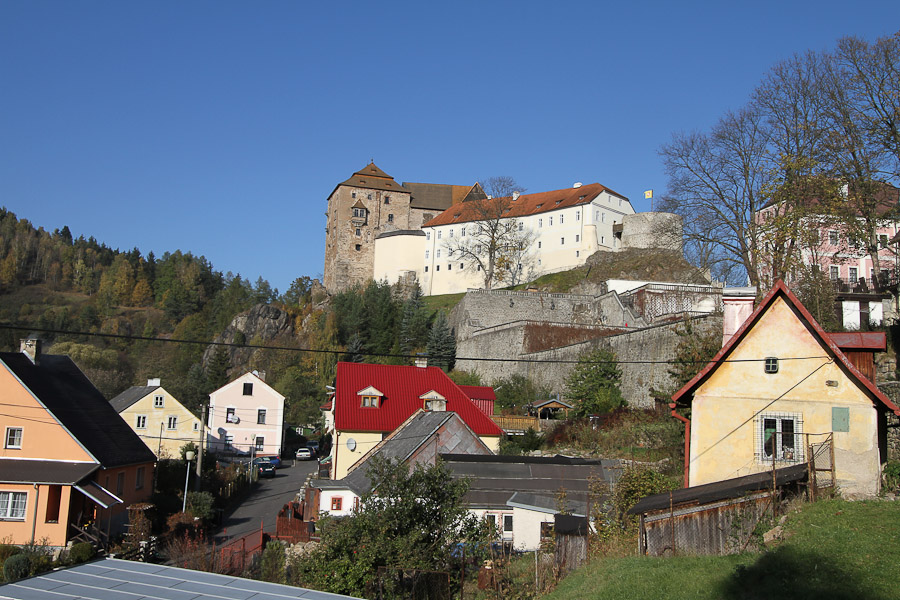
215,458,318,543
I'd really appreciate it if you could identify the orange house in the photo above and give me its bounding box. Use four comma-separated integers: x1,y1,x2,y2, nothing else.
0,340,156,548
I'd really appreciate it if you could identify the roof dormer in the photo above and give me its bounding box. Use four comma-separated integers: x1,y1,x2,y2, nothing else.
358,386,384,408
420,390,447,412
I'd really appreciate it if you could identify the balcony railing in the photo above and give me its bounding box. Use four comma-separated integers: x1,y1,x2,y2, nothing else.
830,274,898,294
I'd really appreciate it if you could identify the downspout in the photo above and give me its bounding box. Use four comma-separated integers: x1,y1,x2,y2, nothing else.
31,483,40,544
669,403,690,488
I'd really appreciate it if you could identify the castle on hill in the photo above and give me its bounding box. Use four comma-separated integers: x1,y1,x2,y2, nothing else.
323,162,682,295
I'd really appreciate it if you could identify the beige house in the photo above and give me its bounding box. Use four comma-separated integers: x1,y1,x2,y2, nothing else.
672,281,900,497
207,371,285,457
110,379,205,459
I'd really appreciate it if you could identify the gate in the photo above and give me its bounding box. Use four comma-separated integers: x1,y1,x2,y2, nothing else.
806,433,835,500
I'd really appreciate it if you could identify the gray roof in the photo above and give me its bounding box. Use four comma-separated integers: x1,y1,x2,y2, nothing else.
403,182,460,211
375,229,427,240
507,491,588,517
441,454,621,511
0,557,361,599
0,352,158,469
0,460,98,485
334,411,458,495
109,385,160,412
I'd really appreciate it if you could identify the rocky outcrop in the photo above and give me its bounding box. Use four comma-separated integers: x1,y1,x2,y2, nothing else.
202,304,294,372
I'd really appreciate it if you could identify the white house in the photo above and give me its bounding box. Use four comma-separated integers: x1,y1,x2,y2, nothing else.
207,371,285,457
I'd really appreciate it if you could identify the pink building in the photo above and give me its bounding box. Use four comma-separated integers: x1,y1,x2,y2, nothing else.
207,371,285,458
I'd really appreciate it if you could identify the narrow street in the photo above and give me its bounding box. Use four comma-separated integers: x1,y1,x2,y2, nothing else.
214,459,318,543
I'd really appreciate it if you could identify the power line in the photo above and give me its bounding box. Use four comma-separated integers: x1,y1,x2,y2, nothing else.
0,322,832,366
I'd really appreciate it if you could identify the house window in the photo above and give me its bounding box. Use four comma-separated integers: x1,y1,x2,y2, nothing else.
425,250,430,259
576,251,580,257
136,467,145,490
549,217,553,226
255,437,265,452
486,514,496,529
538,241,542,249
225,435,234,448
226,407,237,423
193,422,199,431
518,222,523,231
437,250,441,258
560,215,564,224
361,395,380,408
540,522,554,540
426,232,431,241
351,192,357,198
504,515,513,532
438,231,442,240
879,234,888,247
849,267,858,282
448,264,452,270
538,219,542,228
561,237,565,245
575,234,580,243
388,214,394,223
764,357,779,374
116,472,125,496
449,229,454,238
538,259,542,266
829,266,839,280
601,212,605,223
367,194,372,200
601,236,605,244
45,486,61,523
331,497,343,511
829,230,839,245
462,227,467,237
135,415,147,429
243,383,253,396
257,409,267,425
5,427,23,449
384,196,390,204
355,244,362,251
0,491,27,520
757,413,803,463
460,263,464,270
424,266,429,272
167,416,178,430
154,395,164,408
436,265,440,271
355,228,361,237
576,211,580,221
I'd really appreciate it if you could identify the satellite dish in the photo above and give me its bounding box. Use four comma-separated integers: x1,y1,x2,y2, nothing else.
346,438,357,452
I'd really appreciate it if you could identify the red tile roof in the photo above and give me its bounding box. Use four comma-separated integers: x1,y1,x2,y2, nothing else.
333,362,503,436
458,385,496,401
422,182,628,227
671,280,900,415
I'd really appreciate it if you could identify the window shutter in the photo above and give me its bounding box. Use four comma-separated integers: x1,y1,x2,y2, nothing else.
832,407,850,432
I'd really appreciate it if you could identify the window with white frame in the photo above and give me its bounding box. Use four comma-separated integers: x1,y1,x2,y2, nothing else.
226,407,237,423
154,395,164,408
575,234,580,242
361,395,380,408
830,265,840,280
425,250,429,259
757,413,803,463
255,437,265,452
426,231,431,240
560,214,564,224
135,415,147,429
0,491,27,520
829,230,839,245
576,211,580,221
849,267,858,282
462,227,466,236
167,416,178,430
5,427,22,449
437,231,442,240
549,217,553,226
449,229,454,237
257,409,267,424
538,218,542,228
503,514,513,532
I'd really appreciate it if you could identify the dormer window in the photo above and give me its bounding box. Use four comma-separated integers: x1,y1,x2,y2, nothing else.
420,390,446,412
353,208,367,219
357,386,384,408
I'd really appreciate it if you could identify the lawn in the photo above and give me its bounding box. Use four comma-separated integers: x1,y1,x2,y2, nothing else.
545,498,900,600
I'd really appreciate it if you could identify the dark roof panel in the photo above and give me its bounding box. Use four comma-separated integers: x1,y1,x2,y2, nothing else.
1,352,157,468
109,385,159,413
0,460,98,484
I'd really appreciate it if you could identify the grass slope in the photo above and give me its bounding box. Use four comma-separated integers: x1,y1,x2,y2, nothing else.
547,499,900,600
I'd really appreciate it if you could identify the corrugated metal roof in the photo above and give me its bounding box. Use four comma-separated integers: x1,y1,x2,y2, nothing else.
458,385,496,401
333,362,502,436
828,332,886,351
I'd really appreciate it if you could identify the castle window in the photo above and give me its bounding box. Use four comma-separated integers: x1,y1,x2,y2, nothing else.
576,251,580,257
460,263,464,269
353,207,366,219
538,259,542,266
449,229,454,237
518,222,523,231
438,231,442,240
352,192,356,198
549,217,553,226
601,213,605,223
477,264,481,271
538,242,541,249
355,228,361,237
384,196,390,205
436,265,440,271
355,244,362,251
448,264,452,270
425,250,430,259
461,227,466,237
538,219,542,228
436,250,441,258
367,194,372,200
601,236,605,244
560,214,564,224
425,266,429,272
576,211,580,221
576,234,580,242
388,214,394,223
426,232,431,240
561,237,565,245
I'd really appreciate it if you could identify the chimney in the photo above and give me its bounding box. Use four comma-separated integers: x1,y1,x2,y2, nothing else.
253,369,267,382
20,338,41,365
722,288,757,347
512,191,520,201
147,378,161,387
415,354,428,368
573,182,583,188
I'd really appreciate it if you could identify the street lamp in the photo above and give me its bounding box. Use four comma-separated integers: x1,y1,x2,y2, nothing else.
182,450,196,513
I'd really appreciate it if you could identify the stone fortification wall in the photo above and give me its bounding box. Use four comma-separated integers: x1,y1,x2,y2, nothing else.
621,212,683,253
451,288,644,340
458,313,723,410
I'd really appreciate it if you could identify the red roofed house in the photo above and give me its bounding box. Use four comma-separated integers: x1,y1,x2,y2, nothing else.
327,362,502,479
671,281,900,497
458,385,495,417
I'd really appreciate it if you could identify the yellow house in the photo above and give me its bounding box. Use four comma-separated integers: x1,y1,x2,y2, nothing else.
672,281,900,498
110,379,205,459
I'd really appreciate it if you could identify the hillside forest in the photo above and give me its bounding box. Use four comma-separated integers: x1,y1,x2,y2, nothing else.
0,208,457,427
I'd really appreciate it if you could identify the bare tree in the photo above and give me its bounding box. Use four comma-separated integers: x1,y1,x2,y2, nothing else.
481,176,525,200
443,182,535,289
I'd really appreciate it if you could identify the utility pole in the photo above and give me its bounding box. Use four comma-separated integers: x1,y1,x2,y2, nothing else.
195,403,207,490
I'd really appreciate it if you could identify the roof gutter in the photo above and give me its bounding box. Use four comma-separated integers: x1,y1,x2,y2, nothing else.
669,402,690,488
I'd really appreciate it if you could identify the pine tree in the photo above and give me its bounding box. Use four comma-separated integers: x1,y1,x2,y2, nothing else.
427,312,456,372
206,347,231,392
399,284,429,356
345,332,365,363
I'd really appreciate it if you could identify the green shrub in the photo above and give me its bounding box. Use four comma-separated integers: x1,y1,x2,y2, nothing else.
67,542,96,564
0,544,21,565
613,465,675,529
186,491,216,521
3,553,30,582
883,460,900,493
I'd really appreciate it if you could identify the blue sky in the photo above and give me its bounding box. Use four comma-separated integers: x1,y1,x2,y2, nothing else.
1,1,898,293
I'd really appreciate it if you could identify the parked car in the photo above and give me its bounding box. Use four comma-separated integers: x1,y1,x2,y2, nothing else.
252,458,276,478
295,447,313,460
267,456,282,469
307,441,320,456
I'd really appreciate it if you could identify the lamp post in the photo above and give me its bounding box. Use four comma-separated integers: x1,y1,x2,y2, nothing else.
182,450,195,513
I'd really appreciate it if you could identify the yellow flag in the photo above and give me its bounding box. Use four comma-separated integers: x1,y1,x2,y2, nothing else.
644,190,653,199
